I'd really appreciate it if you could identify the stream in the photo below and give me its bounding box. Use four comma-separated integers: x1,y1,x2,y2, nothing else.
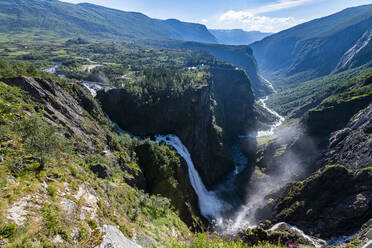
81,76,327,247
257,96,285,137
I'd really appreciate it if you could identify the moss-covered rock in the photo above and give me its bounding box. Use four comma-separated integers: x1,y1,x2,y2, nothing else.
135,142,204,230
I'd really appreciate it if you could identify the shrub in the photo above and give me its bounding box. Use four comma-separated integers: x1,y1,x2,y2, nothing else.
87,219,97,229
46,184,57,201
41,204,70,241
18,115,71,170
0,223,17,238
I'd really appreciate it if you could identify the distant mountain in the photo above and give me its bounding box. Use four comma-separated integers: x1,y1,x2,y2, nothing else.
0,0,217,43
210,29,272,45
251,4,372,86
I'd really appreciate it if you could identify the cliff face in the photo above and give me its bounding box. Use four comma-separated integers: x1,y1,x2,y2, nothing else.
272,165,372,239
177,42,272,98
0,76,204,246
303,94,372,137
135,143,204,229
97,67,256,189
319,104,372,170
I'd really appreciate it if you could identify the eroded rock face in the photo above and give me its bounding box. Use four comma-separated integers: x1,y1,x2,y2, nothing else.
271,166,372,239
97,66,256,188
3,77,106,152
319,104,372,170
335,26,372,72
96,225,142,248
7,195,43,225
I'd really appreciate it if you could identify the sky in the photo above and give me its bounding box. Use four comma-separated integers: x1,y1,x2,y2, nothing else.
61,0,372,33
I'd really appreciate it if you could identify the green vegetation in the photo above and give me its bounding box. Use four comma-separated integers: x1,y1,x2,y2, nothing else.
0,61,194,247
267,67,372,117
170,232,288,248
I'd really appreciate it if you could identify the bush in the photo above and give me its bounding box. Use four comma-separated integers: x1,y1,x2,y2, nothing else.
41,204,70,241
18,115,71,170
0,223,17,238
46,184,57,201
87,219,97,229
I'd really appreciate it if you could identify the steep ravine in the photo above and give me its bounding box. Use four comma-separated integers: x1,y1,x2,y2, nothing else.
97,66,256,189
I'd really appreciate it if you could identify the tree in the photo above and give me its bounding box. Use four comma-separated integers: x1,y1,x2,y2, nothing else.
19,115,69,170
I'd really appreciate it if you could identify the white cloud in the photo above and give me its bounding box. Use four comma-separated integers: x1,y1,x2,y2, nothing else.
217,14,306,32
217,0,316,32
250,0,318,15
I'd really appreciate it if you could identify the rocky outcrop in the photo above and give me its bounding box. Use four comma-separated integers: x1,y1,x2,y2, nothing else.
238,223,326,247
303,94,372,137
96,225,141,248
90,164,112,179
335,26,372,72
2,77,107,151
97,66,256,189
319,104,372,170
269,165,372,239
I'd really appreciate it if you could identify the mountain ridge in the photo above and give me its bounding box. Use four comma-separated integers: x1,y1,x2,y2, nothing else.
210,29,272,45
251,4,372,87
0,0,217,43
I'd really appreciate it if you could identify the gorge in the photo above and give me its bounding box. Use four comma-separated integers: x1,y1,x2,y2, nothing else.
0,1,371,247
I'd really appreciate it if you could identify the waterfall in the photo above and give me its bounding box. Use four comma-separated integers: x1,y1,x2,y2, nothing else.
81,81,103,98
156,135,223,220
43,62,62,74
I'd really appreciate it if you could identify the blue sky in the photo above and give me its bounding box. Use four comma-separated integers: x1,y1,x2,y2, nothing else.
61,0,372,32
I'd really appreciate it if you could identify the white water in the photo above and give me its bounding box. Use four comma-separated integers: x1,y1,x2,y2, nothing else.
270,223,325,248
362,240,372,248
257,96,285,137
261,76,277,93
156,135,224,220
81,81,103,97
43,62,62,74
97,79,326,246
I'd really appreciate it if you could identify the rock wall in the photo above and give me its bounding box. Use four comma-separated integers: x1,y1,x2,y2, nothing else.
271,165,372,239
97,66,256,189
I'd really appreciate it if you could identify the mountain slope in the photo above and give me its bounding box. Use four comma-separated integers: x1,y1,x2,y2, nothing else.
0,0,217,43
335,26,372,72
0,66,201,246
251,4,372,86
210,29,272,45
